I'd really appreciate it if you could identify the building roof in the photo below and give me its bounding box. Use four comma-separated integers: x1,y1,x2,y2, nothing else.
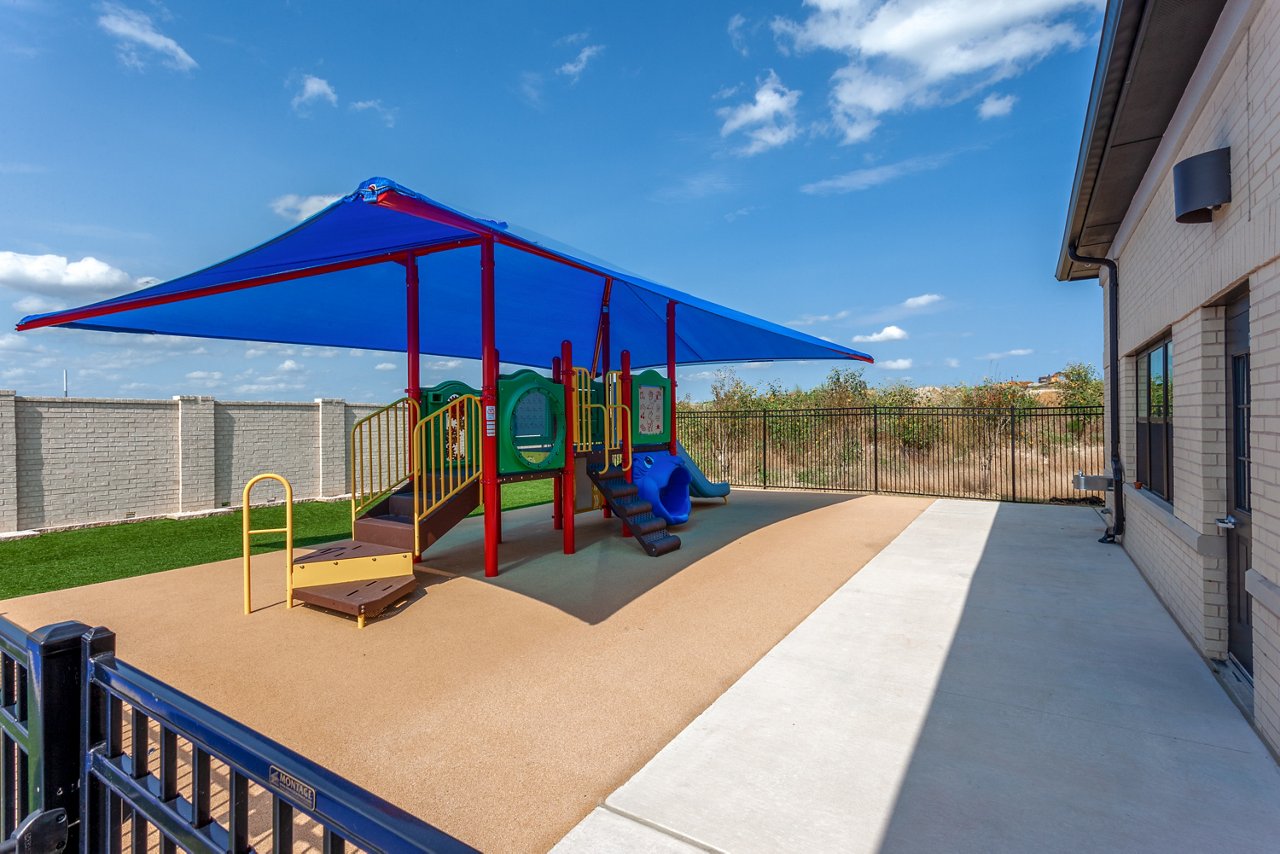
1056,0,1226,281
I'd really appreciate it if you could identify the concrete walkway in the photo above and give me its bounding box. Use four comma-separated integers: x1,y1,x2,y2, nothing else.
554,500,1280,853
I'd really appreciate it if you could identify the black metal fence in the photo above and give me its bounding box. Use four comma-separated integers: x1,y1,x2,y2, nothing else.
680,405,1106,503
0,616,474,854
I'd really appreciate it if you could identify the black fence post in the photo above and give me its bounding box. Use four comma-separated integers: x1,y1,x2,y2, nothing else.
25,621,92,851
1009,406,1018,502
872,406,880,494
761,410,769,489
79,626,115,854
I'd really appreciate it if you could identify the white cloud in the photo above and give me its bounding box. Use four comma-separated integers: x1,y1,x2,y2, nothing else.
427,359,462,371
97,3,196,72
0,251,142,302
351,99,396,128
724,206,759,222
12,295,64,314
270,194,341,223
878,358,913,370
802,152,950,194
184,370,223,388
278,359,303,372
653,170,736,203
374,362,396,371
557,45,604,81
853,324,908,343
977,348,1033,360
978,92,1017,118
291,75,338,112
787,309,850,327
728,13,750,56
713,83,742,100
718,70,801,156
944,357,960,368
519,71,545,107
773,0,1092,143
557,32,590,46
859,292,946,325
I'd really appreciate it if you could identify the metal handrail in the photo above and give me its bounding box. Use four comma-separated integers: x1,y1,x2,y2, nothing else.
242,473,293,615
412,395,482,556
350,397,420,526
84,638,475,853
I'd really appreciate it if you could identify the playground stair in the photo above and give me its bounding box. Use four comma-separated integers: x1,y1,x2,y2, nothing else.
588,465,681,557
352,474,480,553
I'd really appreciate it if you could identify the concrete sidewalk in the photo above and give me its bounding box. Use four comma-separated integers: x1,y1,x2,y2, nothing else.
554,500,1280,853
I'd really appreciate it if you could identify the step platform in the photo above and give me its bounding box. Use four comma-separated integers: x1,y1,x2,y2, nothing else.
291,576,417,629
290,540,415,628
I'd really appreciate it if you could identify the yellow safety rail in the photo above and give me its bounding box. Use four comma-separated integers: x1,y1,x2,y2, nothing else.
350,397,420,527
242,473,293,615
571,366,631,472
412,394,482,556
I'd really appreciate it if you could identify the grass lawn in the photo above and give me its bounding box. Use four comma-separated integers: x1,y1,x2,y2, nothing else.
0,480,553,601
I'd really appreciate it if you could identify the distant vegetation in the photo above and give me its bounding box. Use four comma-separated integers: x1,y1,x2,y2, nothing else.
677,362,1104,411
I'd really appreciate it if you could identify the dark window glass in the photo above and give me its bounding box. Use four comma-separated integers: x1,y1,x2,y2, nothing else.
1136,338,1173,501
1233,353,1251,512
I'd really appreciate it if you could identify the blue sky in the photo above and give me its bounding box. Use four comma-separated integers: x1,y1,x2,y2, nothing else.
1,0,1105,402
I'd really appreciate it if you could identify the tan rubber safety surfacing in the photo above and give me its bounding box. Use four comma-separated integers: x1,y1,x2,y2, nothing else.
2,490,930,852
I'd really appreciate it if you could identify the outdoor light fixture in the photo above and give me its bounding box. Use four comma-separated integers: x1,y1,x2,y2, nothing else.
1173,147,1231,223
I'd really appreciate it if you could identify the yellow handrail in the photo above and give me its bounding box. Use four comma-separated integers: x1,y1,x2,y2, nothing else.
570,366,632,472
350,397,420,527
242,473,293,616
412,394,483,555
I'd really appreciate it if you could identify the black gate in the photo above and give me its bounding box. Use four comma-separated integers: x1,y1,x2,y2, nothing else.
679,405,1106,503
0,617,474,853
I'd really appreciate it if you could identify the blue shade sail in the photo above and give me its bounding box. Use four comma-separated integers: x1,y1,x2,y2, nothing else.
17,178,873,369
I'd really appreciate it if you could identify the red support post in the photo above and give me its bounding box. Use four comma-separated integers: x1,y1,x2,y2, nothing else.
601,296,612,519
620,349,633,538
481,237,500,577
667,299,678,456
551,355,563,531
405,255,421,409
405,255,422,560
561,339,576,555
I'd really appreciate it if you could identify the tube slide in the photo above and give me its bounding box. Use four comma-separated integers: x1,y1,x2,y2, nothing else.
675,441,731,499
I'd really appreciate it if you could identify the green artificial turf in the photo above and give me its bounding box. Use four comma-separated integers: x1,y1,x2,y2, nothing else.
0,479,553,601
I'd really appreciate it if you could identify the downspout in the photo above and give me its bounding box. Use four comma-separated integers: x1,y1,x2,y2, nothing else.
1068,244,1124,543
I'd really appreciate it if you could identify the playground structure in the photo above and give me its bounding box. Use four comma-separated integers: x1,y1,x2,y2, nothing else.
16,176,873,625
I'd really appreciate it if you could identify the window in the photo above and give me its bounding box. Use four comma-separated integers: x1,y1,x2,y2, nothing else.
1136,339,1173,499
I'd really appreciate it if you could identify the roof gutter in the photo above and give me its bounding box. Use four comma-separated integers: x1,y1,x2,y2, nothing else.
1068,244,1124,542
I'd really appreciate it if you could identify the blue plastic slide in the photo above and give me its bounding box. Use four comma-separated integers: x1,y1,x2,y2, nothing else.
632,453,692,525
675,441,731,499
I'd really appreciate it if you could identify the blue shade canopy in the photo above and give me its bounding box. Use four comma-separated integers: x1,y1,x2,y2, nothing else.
16,178,873,369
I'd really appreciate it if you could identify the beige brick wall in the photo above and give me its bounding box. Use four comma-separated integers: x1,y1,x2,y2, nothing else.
213,402,320,506
1110,0,1280,747
14,398,180,529
3,394,385,531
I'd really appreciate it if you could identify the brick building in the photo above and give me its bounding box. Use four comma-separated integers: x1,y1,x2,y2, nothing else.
1058,0,1280,752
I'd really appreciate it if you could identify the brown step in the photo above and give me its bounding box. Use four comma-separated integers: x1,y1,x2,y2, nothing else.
352,515,414,551
292,575,417,628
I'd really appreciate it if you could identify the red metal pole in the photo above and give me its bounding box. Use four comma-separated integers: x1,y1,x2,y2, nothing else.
481,237,500,577
601,296,612,518
405,256,422,559
620,349,632,538
405,256,421,407
561,339,576,555
551,355,563,530
667,299,678,456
